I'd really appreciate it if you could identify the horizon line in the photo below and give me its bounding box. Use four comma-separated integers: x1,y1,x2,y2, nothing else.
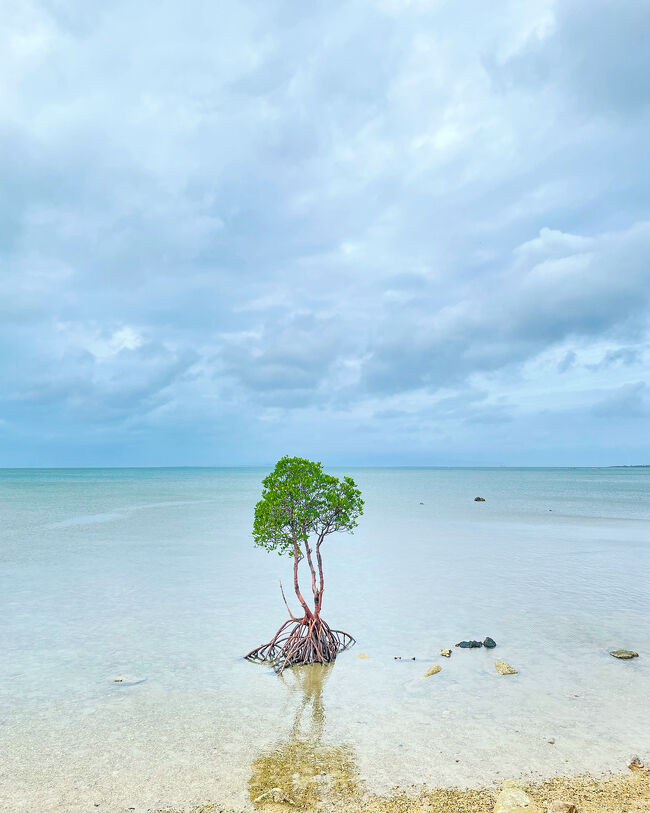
1,464,648,470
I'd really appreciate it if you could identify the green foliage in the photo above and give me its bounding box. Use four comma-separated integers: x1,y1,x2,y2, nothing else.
252,456,364,556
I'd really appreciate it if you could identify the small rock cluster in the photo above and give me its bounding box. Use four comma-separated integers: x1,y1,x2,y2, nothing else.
423,636,505,677
455,636,497,648
413,636,640,681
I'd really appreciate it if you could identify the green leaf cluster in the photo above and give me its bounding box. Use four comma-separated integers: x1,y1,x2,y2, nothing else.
252,456,364,556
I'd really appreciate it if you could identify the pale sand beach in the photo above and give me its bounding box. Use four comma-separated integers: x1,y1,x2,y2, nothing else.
156,771,650,813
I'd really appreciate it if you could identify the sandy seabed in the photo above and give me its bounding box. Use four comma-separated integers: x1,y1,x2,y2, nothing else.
152,769,650,813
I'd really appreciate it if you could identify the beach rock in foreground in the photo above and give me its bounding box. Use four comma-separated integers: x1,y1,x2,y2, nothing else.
484,636,497,648
494,780,541,813
495,660,518,675
547,802,579,813
629,755,645,771
440,648,452,657
610,649,639,659
424,664,442,677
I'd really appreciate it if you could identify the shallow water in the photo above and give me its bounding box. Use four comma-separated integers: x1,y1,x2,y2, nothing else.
1,467,649,812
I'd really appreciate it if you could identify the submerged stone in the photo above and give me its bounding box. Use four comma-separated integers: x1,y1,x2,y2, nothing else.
424,664,442,677
495,660,518,675
440,648,452,657
253,787,296,805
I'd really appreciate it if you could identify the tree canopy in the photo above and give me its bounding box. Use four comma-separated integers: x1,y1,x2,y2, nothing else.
252,455,364,557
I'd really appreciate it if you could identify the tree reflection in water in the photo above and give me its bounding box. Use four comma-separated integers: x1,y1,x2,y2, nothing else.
249,664,359,810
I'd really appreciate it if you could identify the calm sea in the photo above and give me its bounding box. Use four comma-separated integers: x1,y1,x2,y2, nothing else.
1,467,649,811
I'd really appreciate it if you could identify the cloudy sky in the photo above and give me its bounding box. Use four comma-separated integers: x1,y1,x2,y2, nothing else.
1,0,650,466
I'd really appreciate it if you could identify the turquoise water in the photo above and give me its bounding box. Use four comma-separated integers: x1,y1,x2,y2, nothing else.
1,467,649,811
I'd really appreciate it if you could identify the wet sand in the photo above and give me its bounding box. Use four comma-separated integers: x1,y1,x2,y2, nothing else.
156,769,650,812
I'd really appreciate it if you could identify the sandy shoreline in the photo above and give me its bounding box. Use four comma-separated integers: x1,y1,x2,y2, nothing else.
152,768,650,813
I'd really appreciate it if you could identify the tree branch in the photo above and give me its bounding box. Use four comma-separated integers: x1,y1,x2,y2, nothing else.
279,580,300,622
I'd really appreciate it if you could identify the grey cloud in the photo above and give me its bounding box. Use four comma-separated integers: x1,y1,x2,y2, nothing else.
589,347,642,370
493,0,650,117
361,223,650,396
592,382,650,418
5,332,198,423
557,351,577,373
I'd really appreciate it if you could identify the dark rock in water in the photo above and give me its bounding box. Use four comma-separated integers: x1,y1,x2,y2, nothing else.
112,675,146,686
483,637,497,648
474,496,486,501
470,640,483,648
610,649,639,659
455,640,483,648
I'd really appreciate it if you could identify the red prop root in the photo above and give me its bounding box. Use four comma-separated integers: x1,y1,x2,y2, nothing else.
245,617,355,673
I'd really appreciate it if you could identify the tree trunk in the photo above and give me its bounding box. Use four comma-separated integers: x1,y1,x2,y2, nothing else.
303,537,320,619
292,538,313,622
315,535,325,615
